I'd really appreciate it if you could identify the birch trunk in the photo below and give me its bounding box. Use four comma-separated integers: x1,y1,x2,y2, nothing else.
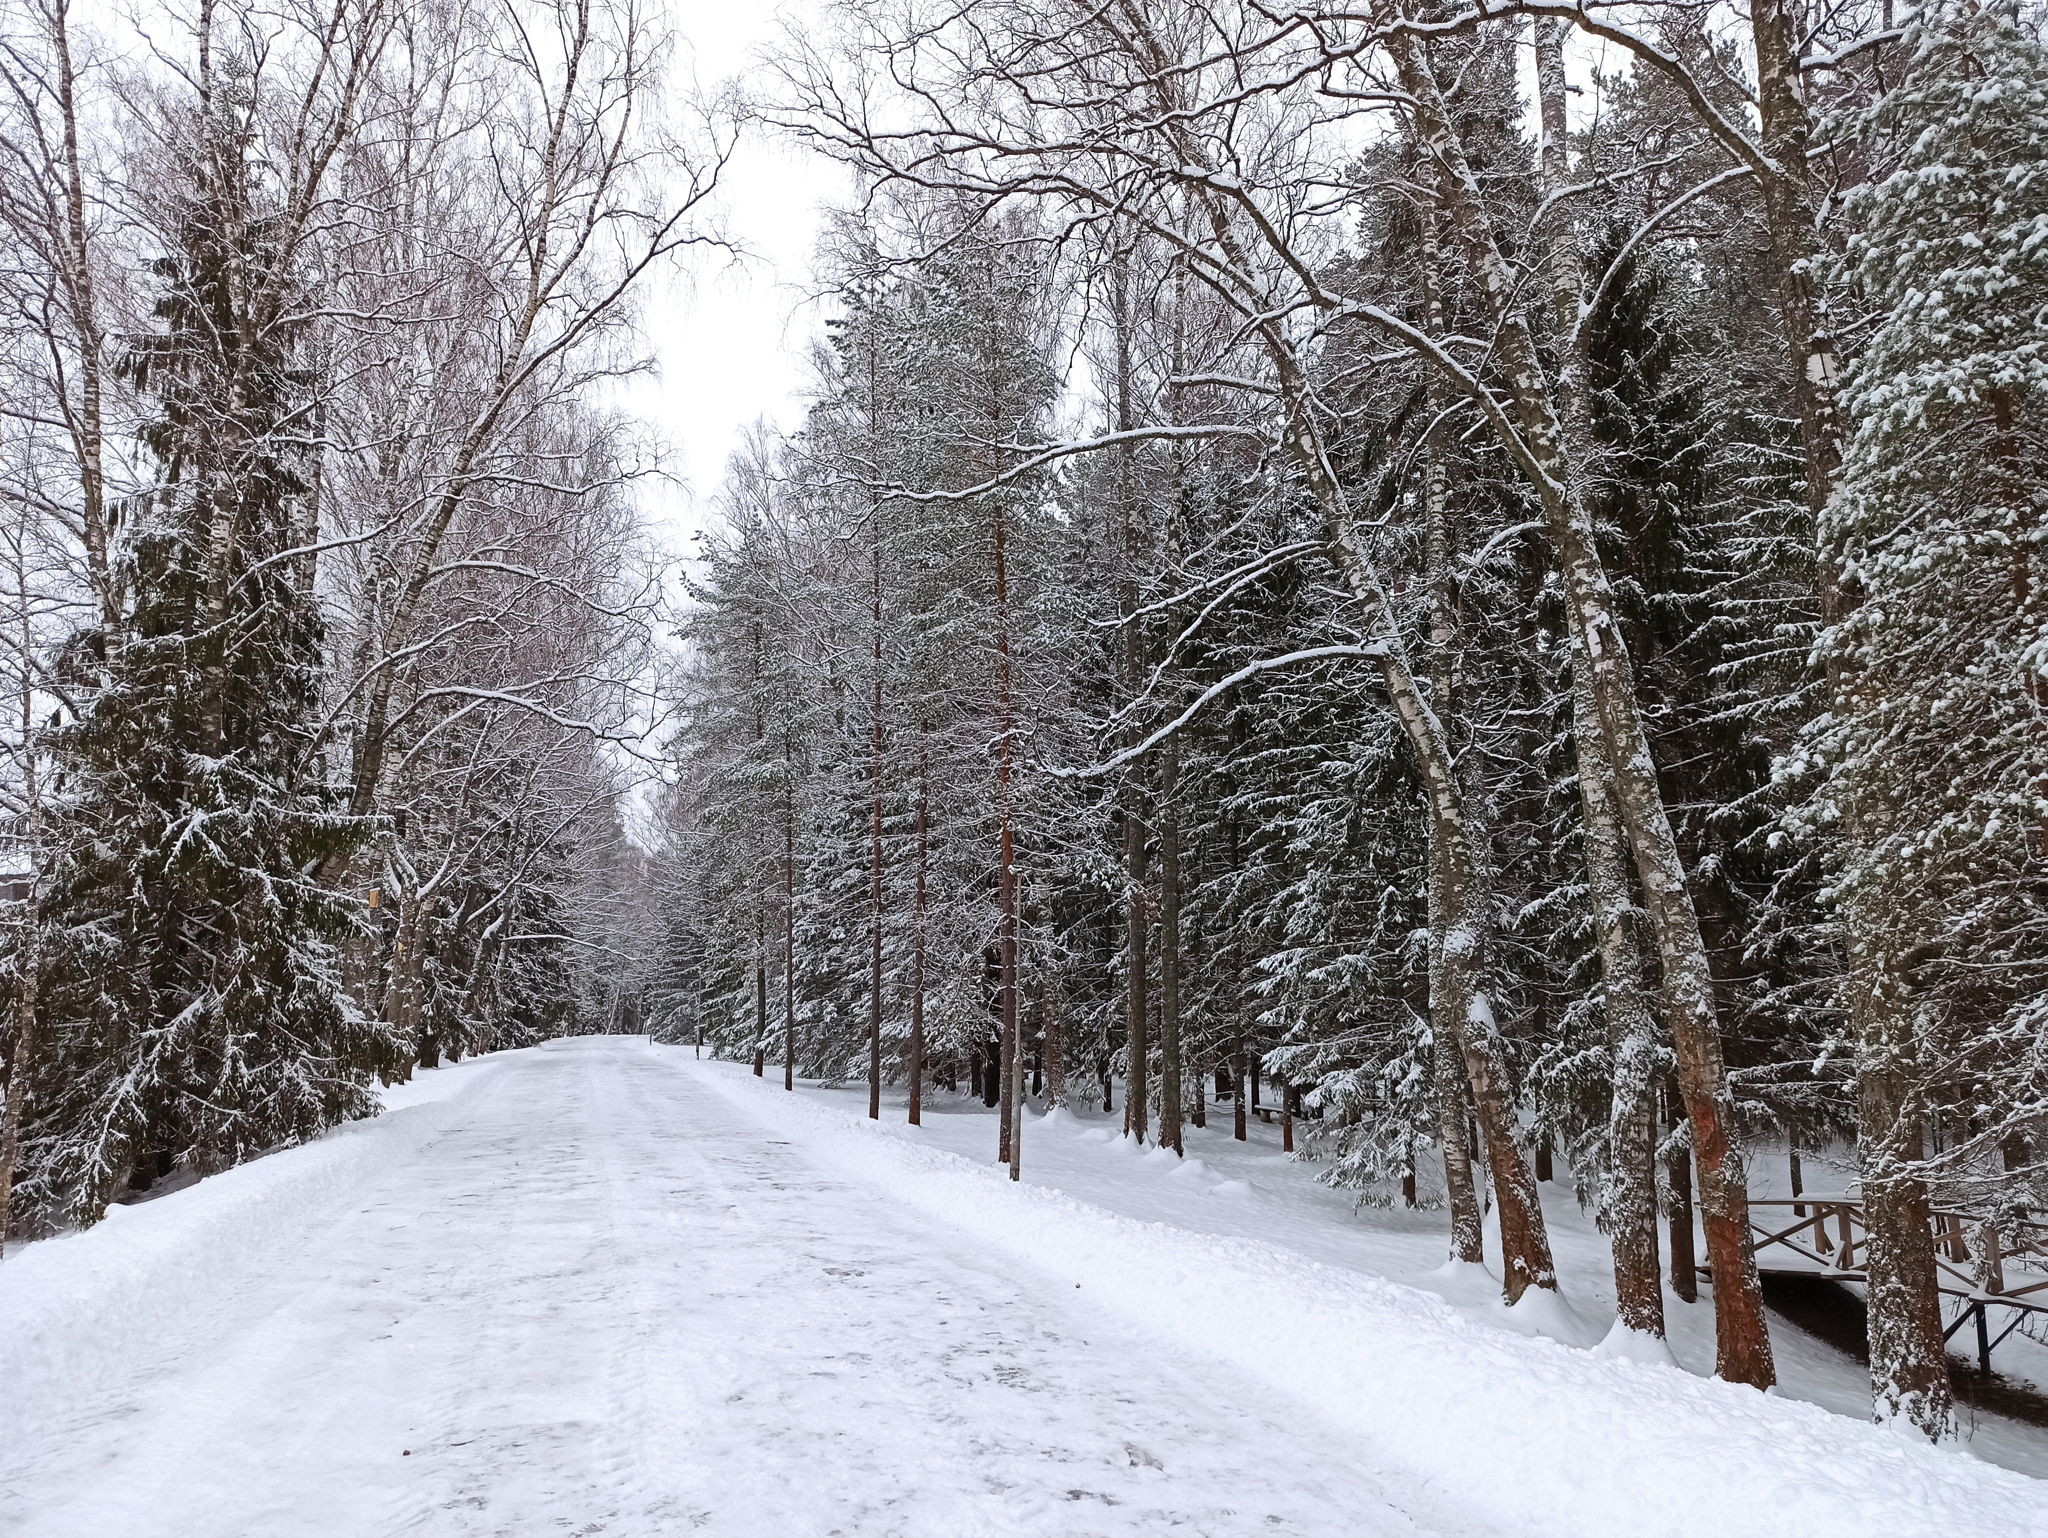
1532,26,1665,1344
1577,663,1668,1340
1393,35,1762,1363
1418,208,1498,1276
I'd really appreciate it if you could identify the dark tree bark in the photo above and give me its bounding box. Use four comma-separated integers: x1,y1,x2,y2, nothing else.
785,774,797,1094
1667,1122,1699,1304
1041,973,1064,1109
1158,736,1183,1155
908,730,928,1126
1233,1047,1247,1143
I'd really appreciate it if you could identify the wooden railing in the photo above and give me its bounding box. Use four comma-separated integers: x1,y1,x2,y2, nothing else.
1745,1198,2048,1371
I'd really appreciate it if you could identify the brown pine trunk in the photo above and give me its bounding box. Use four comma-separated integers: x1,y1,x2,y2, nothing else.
994,489,1022,1181
908,731,929,1125
1158,737,1183,1155
785,777,798,1094
868,546,885,1121
1122,805,1149,1142
1233,1048,1247,1142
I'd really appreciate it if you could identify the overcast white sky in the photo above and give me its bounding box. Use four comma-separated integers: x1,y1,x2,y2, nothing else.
624,3,847,548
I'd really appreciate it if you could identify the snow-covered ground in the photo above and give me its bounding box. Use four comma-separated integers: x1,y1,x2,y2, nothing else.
0,1036,2040,1538
748,1058,2048,1478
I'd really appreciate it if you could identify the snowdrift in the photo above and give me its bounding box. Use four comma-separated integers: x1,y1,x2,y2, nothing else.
686,1056,2048,1538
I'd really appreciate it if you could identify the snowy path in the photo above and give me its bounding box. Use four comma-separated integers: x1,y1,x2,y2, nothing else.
0,1038,1465,1538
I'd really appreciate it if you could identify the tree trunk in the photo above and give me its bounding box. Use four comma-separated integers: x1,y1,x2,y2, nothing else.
1041,973,1064,1110
1575,662,1668,1342
1436,1018,1486,1265
1147,84,1556,1299
909,731,929,1125
1122,801,1149,1143
785,778,798,1094
1233,1047,1247,1142
868,545,886,1121
1851,952,1955,1437
1667,1119,1699,1304
0,667,45,1255
1158,736,1183,1156
1113,260,1149,1146
995,495,1022,1181
1394,35,1759,1360
1749,0,1844,576
1415,295,1555,1301
752,906,768,1078
0,907,40,1259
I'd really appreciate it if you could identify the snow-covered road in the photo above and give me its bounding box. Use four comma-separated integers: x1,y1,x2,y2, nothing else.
0,1037,1464,1537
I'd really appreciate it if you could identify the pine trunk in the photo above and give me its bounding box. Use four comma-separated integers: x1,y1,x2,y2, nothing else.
908,732,928,1126
995,491,1022,1181
868,548,885,1120
1158,737,1183,1156
785,781,797,1094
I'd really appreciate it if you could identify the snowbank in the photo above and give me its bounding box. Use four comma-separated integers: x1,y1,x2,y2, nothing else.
0,1055,502,1451
684,1056,2048,1538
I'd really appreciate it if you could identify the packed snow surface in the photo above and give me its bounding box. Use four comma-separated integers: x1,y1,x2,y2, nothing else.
0,1036,2040,1538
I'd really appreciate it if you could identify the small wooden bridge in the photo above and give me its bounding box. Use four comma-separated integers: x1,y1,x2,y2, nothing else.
1746,1199,2048,1373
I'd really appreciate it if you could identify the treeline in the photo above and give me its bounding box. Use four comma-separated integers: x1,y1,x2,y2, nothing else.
0,0,700,1240
651,0,2048,1439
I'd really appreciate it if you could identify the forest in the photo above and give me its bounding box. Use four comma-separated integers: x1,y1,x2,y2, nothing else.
4,0,2047,1460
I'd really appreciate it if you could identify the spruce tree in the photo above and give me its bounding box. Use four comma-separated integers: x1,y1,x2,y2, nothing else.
1805,0,2048,1438
18,56,384,1226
